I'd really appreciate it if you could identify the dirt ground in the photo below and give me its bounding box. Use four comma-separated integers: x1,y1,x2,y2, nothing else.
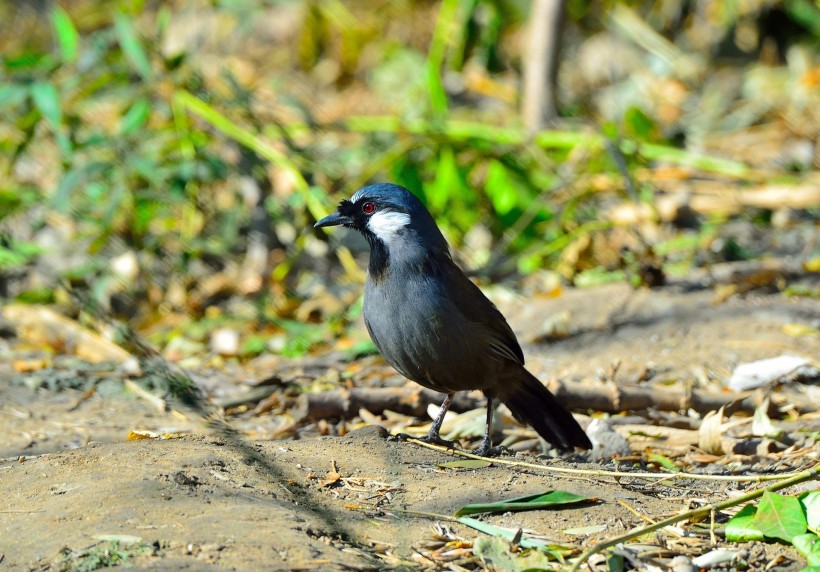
1,283,818,570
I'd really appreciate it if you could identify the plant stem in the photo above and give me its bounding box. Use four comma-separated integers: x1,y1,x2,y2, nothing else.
408,439,816,483
172,90,327,220
567,463,820,571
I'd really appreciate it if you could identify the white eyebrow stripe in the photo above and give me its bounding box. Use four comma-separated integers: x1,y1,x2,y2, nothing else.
367,211,411,241
350,189,366,203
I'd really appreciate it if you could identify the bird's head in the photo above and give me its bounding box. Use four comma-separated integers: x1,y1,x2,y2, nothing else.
314,184,448,255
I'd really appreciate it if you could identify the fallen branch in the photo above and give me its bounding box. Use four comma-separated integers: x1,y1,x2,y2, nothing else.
567,462,820,571
292,387,482,421
282,381,817,422
548,379,817,415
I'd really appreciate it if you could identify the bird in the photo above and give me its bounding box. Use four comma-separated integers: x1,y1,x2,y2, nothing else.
315,183,591,456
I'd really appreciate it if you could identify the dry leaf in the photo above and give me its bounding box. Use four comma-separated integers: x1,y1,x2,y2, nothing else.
698,406,725,455
728,355,810,391
320,460,341,487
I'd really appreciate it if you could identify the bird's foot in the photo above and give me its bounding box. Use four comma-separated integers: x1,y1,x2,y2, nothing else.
473,438,506,458
390,432,457,449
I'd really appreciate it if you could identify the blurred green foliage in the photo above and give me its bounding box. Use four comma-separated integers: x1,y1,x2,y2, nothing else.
0,0,817,353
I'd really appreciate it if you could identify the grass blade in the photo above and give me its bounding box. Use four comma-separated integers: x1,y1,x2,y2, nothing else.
51,7,79,63
173,90,326,220
120,98,151,134
114,12,153,79
455,490,593,516
30,82,62,127
457,517,547,549
425,0,459,115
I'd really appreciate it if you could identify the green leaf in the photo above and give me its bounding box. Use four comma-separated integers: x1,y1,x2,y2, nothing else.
0,187,30,218
726,505,765,542
427,146,460,211
52,162,108,211
473,536,559,570
276,320,329,358
120,98,151,134
623,106,657,142
240,335,268,357
752,401,783,438
793,533,820,567
608,551,625,572
438,459,492,470
114,12,153,79
472,537,518,570
458,517,546,549
485,160,519,216
4,52,52,71
30,82,62,127
0,241,42,270
51,7,79,62
425,61,447,115
754,491,808,543
801,492,820,534
15,287,55,304
55,131,73,157
455,490,593,517
638,142,749,177
342,339,378,360
646,452,680,473
786,0,820,38
572,268,625,287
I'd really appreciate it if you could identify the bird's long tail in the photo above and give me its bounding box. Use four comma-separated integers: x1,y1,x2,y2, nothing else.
497,369,591,450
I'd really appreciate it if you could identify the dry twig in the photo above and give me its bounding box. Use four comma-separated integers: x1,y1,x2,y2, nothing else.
408,439,816,483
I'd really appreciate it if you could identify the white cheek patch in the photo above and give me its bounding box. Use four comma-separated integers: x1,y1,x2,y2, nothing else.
367,211,411,241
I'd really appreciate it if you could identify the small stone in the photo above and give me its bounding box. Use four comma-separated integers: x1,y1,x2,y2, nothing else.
210,328,240,356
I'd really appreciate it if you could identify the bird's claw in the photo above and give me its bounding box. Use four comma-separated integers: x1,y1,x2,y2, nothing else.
473,439,506,458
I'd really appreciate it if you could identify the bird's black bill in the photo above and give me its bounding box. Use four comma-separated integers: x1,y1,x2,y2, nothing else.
314,211,349,228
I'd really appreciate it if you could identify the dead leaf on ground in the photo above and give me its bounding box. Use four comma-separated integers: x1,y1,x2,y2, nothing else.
320,460,342,487
699,406,725,455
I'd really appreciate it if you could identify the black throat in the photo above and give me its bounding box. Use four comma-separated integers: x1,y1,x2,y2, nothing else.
365,232,390,281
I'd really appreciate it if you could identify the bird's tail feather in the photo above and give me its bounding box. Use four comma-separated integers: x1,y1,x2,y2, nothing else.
499,370,591,450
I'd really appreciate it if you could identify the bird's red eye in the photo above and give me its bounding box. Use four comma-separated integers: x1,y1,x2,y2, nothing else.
362,202,376,214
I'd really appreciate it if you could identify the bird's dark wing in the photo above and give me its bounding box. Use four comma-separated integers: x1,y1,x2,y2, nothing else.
438,258,525,365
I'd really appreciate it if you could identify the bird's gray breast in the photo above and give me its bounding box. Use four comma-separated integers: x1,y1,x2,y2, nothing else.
363,271,500,393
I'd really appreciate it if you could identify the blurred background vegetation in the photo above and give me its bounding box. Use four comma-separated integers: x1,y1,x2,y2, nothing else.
1,0,818,359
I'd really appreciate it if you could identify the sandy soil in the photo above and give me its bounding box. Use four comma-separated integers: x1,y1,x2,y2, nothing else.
1,284,818,570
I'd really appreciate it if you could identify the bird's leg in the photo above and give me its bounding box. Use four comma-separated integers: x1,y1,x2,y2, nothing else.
474,397,503,457
421,393,454,445
391,393,457,448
